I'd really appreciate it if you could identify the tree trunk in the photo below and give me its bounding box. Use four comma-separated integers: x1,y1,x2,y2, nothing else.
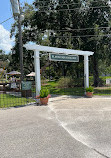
62,63,67,77
92,54,99,87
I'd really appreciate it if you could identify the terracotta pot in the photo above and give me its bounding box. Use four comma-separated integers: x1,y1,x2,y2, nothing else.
86,92,93,98
40,97,48,105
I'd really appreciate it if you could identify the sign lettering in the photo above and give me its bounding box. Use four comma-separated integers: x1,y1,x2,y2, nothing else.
49,53,79,62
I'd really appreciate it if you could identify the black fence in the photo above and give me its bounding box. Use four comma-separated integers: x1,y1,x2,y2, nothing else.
0,81,36,108
0,76,111,108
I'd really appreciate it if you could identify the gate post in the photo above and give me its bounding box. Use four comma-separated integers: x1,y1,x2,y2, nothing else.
34,50,41,97
84,55,89,88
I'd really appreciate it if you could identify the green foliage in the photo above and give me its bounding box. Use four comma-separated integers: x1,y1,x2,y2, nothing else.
58,77,74,88
73,78,84,87
85,86,94,92
98,77,105,86
10,0,111,87
37,81,111,96
94,87,111,95
89,76,94,86
89,76,111,87
89,76,104,86
55,76,59,81
44,66,56,79
42,81,84,96
0,51,12,70
58,77,84,88
40,88,49,98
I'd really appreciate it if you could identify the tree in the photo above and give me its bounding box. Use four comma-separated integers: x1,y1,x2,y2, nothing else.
80,0,111,86
0,50,12,70
32,0,84,78
10,0,111,86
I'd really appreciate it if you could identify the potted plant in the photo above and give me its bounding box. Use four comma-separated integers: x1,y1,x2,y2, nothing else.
85,86,94,98
36,88,51,105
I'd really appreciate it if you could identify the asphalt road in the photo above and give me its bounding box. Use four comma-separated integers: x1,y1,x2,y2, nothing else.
0,95,111,158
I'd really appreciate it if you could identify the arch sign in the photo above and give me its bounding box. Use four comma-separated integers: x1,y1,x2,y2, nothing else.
49,53,79,62
24,44,94,96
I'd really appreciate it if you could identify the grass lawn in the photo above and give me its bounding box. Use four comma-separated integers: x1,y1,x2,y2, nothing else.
94,87,111,95
42,81,85,96
42,81,111,96
0,94,35,108
1,81,111,108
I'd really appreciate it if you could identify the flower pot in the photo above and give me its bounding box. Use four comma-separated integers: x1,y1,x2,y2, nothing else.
40,97,48,105
86,92,93,98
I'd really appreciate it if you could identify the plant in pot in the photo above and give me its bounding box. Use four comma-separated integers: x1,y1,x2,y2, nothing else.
36,88,51,105
85,86,94,98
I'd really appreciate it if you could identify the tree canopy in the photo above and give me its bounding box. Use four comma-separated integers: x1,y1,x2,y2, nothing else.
10,0,111,86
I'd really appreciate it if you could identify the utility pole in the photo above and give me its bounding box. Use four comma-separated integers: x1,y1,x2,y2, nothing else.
10,0,24,81
18,0,24,81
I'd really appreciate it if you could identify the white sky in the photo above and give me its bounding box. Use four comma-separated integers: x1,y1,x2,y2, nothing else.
0,0,33,53
0,25,14,52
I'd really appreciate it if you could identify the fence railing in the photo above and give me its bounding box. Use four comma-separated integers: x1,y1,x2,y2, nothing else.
0,81,36,108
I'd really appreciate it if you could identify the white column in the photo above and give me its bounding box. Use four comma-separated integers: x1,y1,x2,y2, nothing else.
84,55,89,88
34,50,41,96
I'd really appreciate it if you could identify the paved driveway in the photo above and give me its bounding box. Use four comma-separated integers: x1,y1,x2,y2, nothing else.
0,96,111,158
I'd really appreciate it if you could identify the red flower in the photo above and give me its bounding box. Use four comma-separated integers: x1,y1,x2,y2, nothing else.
36,95,40,99
47,94,51,98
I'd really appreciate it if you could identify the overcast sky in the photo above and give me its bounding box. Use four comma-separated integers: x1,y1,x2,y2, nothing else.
0,0,33,53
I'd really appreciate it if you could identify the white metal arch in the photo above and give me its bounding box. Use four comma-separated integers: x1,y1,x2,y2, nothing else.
24,44,94,96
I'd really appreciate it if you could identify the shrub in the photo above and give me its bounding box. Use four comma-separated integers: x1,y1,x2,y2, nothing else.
73,78,84,87
98,77,105,86
55,76,59,81
58,77,74,88
89,76,106,86
89,76,94,86
85,86,94,92
40,88,49,98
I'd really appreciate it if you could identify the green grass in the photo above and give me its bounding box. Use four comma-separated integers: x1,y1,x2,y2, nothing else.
1,81,111,109
94,87,111,95
42,81,84,96
32,80,111,96
0,94,35,108
42,81,111,96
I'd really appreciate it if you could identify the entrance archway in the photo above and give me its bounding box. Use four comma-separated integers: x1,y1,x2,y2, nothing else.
24,44,94,96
